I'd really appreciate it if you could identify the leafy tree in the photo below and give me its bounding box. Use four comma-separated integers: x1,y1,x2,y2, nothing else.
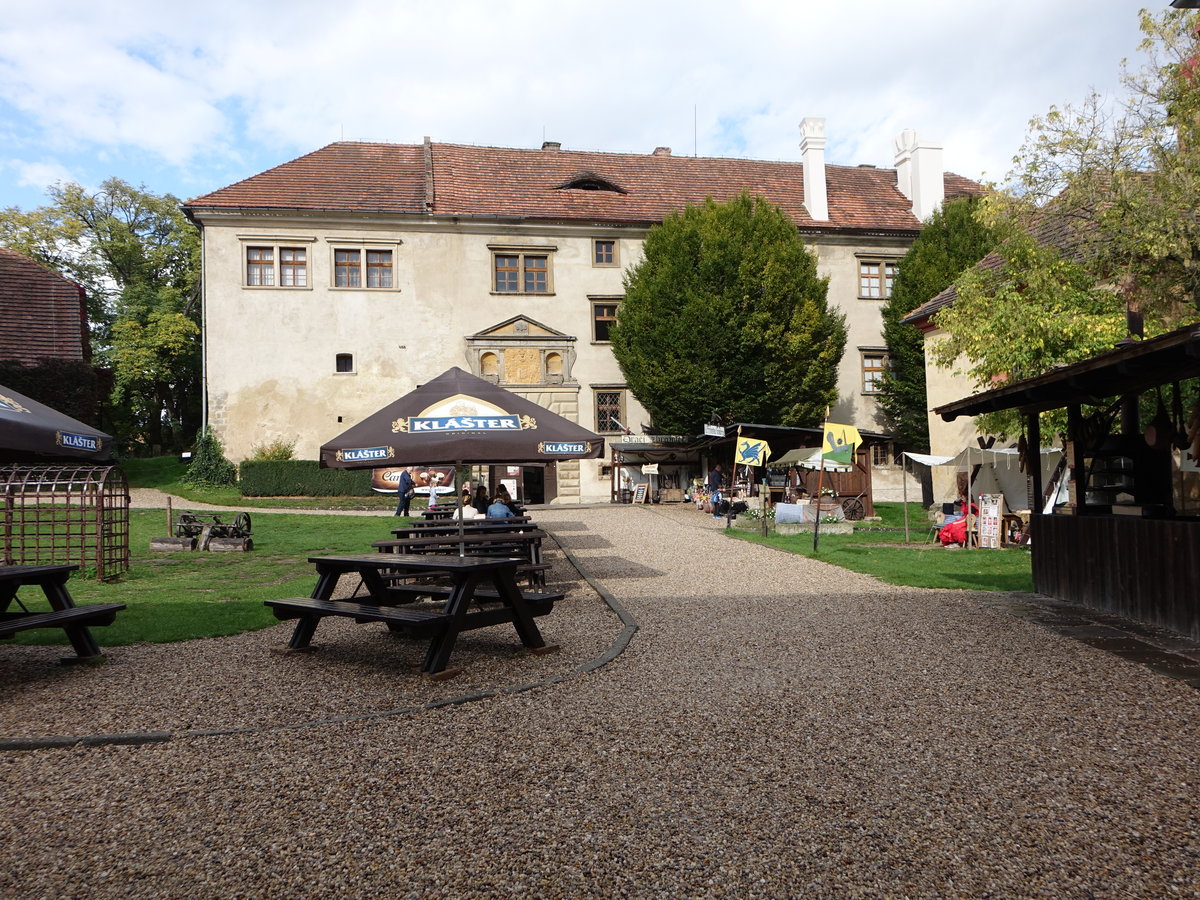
931,8,1200,436
878,196,997,451
611,193,845,434
0,178,201,451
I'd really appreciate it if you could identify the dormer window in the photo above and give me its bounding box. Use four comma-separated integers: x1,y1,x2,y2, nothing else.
554,171,627,194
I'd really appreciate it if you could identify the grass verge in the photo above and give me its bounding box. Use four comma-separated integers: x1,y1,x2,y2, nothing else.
728,502,1034,592
7,509,411,646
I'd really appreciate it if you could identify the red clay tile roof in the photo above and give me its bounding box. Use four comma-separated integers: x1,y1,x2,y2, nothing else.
186,141,983,234
0,249,88,364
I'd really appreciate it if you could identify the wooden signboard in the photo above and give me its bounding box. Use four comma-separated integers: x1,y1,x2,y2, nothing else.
633,483,648,504
978,493,1004,549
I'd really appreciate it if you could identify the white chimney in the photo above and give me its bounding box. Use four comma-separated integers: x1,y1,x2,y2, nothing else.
894,129,944,222
799,117,828,222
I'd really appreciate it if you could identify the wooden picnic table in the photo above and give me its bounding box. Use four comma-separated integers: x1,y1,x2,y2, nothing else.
374,529,548,585
390,518,536,539
0,564,125,663
265,553,561,676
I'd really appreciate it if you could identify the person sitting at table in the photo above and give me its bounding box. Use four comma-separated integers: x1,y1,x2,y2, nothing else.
453,495,481,520
496,485,524,516
472,484,491,517
486,494,514,519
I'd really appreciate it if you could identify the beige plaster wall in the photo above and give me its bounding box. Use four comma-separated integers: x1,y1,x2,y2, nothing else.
922,328,984,503
199,213,917,504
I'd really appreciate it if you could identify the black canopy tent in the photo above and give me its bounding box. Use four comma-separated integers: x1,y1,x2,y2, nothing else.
320,367,606,552
0,383,112,465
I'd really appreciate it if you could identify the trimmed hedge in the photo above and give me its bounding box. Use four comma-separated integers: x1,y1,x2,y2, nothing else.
239,460,375,497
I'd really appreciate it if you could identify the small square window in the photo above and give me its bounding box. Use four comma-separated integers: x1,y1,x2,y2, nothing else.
335,353,355,373
593,239,617,266
871,442,894,467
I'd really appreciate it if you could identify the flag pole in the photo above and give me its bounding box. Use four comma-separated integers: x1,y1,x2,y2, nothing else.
728,426,741,529
813,412,829,552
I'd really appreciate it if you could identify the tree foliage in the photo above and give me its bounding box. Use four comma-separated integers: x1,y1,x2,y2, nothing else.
0,178,201,451
878,196,998,451
932,9,1200,436
184,427,237,487
611,193,845,434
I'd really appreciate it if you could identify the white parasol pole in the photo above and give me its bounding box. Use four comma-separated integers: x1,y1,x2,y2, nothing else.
903,453,910,543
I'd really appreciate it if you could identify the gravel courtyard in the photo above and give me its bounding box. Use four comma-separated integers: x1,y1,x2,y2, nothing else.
2,503,1198,898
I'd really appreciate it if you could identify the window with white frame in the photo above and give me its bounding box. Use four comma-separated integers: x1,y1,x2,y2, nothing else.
858,258,899,299
242,239,315,287
861,349,888,394
594,387,626,433
335,353,355,374
490,245,555,294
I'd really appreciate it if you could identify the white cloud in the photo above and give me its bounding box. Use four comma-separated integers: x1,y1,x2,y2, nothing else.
0,0,1158,206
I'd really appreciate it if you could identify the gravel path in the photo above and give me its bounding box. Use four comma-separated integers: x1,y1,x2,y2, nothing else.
2,504,1199,898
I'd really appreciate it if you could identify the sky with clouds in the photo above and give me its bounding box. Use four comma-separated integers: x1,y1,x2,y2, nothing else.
0,0,1161,211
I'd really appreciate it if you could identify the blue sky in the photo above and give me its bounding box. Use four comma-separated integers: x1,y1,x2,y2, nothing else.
0,0,1156,212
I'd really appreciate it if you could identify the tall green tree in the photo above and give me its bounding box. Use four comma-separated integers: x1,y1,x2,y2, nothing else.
0,178,201,451
611,193,845,434
932,9,1200,436
878,196,997,451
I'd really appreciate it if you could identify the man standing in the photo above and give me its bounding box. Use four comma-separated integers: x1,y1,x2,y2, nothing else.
394,466,415,517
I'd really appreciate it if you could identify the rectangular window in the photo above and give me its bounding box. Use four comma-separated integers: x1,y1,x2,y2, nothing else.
491,249,554,294
246,246,275,286
279,247,307,287
366,250,393,288
871,442,893,467
595,389,625,433
334,249,361,287
592,301,619,342
593,239,617,266
862,350,888,394
335,353,354,373
858,259,899,299
241,238,315,288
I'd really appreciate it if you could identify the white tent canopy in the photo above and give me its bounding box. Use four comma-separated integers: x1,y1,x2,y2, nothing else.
899,446,1064,542
767,447,852,473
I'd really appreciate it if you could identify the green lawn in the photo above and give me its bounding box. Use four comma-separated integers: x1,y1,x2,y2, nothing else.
728,502,1034,592
7,509,409,646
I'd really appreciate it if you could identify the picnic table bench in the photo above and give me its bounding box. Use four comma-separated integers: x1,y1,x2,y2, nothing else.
265,553,562,676
0,564,125,663
373,529,549,585
391,518,534,539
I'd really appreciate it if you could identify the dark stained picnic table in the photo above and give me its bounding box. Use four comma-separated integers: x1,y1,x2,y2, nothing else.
265,553,560,676
0,564,125,663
